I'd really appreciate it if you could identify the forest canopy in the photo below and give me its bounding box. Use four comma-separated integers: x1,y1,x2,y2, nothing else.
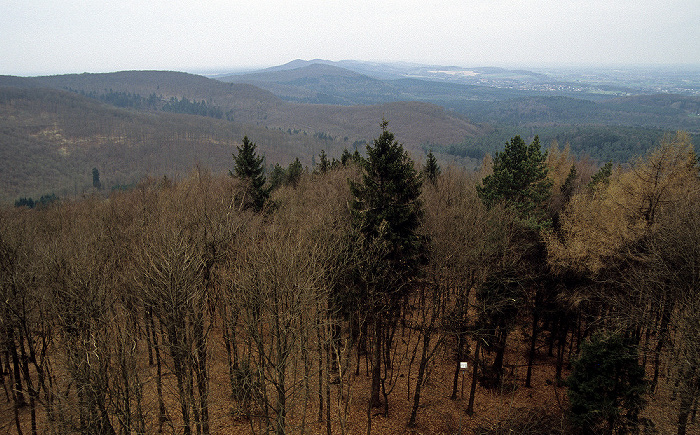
1,127,698,434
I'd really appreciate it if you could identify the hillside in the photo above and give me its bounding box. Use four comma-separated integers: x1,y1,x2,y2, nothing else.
219,63,401,104
4,63,699,203
5,70,482,148
0,87,233,202
0,75,482,203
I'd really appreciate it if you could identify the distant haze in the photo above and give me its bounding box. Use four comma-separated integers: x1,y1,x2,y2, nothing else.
2,0,699,76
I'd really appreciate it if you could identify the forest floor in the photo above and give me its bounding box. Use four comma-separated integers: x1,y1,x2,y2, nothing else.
1,323,694,434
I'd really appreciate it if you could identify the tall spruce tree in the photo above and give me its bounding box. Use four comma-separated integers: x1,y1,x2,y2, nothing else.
230,136,269,211
477,135,552,228
424,150,440,184
92,167,102,190
349,120,424,408
476,135,553,389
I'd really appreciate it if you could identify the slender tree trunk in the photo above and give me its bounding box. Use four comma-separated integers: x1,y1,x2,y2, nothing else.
145,308,154,366
408,329,432,427
153,317,167,432
194,318,210,435
492,328,507,387
467,340,480,416
318,322,324,423
6,329,25,406
370,315,382,408
169,327,192,435
525,303,539,388
325,318,332,435
555,324,568,382
652,298,673,393
0,351,8,401
451,333,465,400
10,367,24,435
18,327,37,435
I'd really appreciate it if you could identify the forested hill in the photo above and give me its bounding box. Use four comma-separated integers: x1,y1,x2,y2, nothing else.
0,86,256,203
29,70,285,123
0,74,482,203
3,65,699,204
219,61,700,134
2,70,481,146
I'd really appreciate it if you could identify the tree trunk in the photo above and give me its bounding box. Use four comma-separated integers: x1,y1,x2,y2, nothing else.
153,318,167,432
451,333,465,400
525,303,539,388
555,323,568,383
652,295,674,393
467,340,480,416
408,329,432,427
492,328,507,387
370,315,382,408
318,322,324,423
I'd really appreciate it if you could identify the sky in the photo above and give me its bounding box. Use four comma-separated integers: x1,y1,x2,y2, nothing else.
2,0,699,76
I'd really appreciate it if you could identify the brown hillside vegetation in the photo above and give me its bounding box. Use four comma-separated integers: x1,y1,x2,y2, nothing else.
0,75,482,203
1,131,698,435
19,71,483,148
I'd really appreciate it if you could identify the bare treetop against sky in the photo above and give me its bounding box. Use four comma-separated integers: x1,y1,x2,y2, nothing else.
2,0,699,76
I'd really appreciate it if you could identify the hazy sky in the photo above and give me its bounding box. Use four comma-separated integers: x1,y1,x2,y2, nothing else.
2,0,699,76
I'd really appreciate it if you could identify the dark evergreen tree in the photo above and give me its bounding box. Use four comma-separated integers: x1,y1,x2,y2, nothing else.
14,197,35,208
268,163,286,191
286,158,303,188
588,161,614,190
349,120,424,407
424,150,440,184
566,332,647,434
477,135,552,228
92,167,102,190
230,136,269,211
477,135,553,389
560,164,578,202
316,149,330,174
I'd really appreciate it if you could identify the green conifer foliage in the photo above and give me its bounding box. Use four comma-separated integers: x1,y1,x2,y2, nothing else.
424,150,440,184
350,120,424,272
477,135,552,228
349,120,424,408
230,136,269,211
285,158,303,188
566,332,647,434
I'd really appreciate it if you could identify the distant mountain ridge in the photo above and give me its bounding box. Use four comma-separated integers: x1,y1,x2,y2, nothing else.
217,60,700,133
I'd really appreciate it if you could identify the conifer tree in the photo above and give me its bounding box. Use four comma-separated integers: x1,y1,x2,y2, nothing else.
316,149,330,174
286,158,303,188
349,119,424,408
92,167,102,190
566,332,647,434
424,150,440,184
477,135,552,228
230,136,269,211
476,135,553,389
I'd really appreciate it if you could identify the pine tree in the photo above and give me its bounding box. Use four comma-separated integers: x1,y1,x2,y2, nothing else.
424,150,440,184
316,149,330,174
349,119,424,407
285,158,303,188
477,135,552,228
92,167,102,190
350,120,424,269
230,136,269,211
566,332,647,434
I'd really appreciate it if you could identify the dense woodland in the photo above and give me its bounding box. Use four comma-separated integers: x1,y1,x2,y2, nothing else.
1,124,699,435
